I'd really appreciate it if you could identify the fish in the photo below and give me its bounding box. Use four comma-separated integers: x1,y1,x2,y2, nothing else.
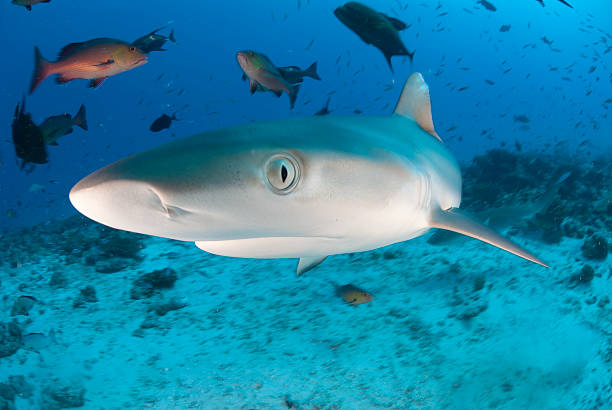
242,61,321,91
478,0,497,11
20,329,56,352
514,115,530,123
69,72,547,276
150,113,177,132
236,50,300,109
10,296,37,316
313,98,332,116
132,27,175,53
241,62,318,104
335,283,373,305
500,25,511,32
29,183,45,192
29,38,148,93
535,0,573,8
11,98,47,169
541,36,554,46
276,62,321,84
11,0,50,11
334,2,414,72
39,104,88,146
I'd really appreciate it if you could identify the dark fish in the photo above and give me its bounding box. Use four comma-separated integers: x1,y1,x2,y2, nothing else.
335,284,373,306
535,0,573,8
334,2,414,72
12,0,49,10
150,113,177,132
11,296,37,316
11,98,47,169
39,104,88,145
514,115,530,123
541,36,554,46
313,98,332,116
132,27,174,53
500,25,511,32
277,62,321,83
478,0,497,11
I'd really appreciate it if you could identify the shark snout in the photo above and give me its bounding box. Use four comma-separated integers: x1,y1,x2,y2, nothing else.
70,174,169,232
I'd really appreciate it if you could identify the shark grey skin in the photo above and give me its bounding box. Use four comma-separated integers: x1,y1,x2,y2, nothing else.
70,73,547,275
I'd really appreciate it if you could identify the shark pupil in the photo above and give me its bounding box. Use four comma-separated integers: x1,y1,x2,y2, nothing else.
264,154,299,193
281,165,288,182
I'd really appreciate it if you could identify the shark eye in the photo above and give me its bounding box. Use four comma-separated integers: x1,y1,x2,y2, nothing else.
264,154,300,194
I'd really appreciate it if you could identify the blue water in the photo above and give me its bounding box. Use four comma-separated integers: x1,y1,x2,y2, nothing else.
0,1,611,409
1,0,610,229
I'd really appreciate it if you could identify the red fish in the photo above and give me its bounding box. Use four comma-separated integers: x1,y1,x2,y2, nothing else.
30,38,147,94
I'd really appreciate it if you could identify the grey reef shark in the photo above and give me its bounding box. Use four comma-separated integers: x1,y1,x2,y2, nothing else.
70,73,547,275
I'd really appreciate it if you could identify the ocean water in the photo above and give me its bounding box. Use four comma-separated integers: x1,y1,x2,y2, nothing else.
0,1,611,409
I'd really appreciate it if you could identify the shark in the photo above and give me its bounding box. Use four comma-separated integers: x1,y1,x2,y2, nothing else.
69,73,547,275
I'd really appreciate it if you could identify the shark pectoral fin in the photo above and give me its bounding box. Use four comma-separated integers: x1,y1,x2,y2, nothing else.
394,72,442,142
430,207,548,267
297,256,327,276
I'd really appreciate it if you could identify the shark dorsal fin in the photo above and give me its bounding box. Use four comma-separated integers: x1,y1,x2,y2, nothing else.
394,72,442,142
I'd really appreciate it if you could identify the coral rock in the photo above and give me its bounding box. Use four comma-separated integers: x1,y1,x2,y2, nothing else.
41,381,85,409
0,322,21,358
581,235,608,260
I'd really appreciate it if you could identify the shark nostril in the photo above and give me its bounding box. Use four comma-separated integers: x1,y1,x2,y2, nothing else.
146,187,190,219
165,205,190,218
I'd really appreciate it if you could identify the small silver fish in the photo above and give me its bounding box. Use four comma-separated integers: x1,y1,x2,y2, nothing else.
21,329,56,352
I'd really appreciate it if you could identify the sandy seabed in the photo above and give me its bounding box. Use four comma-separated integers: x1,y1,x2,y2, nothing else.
0,211,610,410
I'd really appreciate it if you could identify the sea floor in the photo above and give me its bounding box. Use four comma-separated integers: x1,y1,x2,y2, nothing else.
0,213,610,409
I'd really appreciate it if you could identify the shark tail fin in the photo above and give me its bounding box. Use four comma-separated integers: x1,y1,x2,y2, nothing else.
430,207,548,267
394,72,442,141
